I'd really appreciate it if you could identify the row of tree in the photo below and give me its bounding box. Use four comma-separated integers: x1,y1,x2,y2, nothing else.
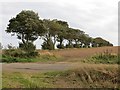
6,10,113,52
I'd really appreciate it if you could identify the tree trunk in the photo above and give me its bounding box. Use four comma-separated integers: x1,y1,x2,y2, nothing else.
60,38,63,46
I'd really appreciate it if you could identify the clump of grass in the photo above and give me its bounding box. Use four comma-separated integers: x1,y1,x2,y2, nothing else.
83,49,119,64
93,49,117,60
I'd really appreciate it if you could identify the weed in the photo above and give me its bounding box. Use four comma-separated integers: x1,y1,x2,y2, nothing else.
83,49,119,64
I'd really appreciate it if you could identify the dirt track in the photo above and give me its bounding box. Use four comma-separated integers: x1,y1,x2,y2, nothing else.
2,62,118,73
2,62,74,73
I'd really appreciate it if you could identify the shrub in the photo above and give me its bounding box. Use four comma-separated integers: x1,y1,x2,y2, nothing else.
19,42,36,53
2,55,35,63
66,44,73,48
42,41,54,50
73,44,80,48
3,49,25,57
91,49,119,64
57,44,65,49
26,51,38,57
3,48,38,58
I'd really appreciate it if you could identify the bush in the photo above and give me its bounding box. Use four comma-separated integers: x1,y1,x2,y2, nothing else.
3,48,38,58
66,44,73,48
19,42,36,53
2,52,59,63
73,44,80,48
2,55,35,63
42,41,54,50
2,49,39,63
3,49,25,57
57,44,65,49
26,51,38,57
91,50,120,64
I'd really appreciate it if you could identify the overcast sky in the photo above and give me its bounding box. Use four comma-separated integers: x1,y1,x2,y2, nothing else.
0,0,119,49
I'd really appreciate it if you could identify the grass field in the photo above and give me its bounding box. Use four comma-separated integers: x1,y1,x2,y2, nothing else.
2,46,120,88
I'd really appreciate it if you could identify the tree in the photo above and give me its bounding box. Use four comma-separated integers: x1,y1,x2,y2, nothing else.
92,37,113,47
72,29,85,48
42,19,55,50
42,19,67,50
64,28,84,48
64,28,74,48
55,20,69,49
5,10,113,51
82,34,92,48
6,10,45,52
41,39,54,50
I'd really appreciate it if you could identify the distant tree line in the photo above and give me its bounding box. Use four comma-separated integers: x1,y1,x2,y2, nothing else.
5,10,113,53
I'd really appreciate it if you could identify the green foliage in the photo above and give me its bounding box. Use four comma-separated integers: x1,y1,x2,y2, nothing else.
19,42,36,53
2,48,63,63
2,54,59,63
57,44,65,49
4,48,38,58
66,44,74,48
83,50,119,64
2,48,39,63
92,37,113,47
3,49,25,57
73,44,80,48
92,55,119,64
42,19,68,50
6,10,45,52
41,39,54,50
6,10,45,42
5,10,113,51
2,56,34,63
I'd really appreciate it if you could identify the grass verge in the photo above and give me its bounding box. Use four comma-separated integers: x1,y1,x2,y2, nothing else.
2,64,119,88
2,55,62,63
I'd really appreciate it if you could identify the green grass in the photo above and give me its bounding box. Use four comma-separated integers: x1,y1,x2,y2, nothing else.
1,48,62,63
2,65,119,88
82,53,120,64
2,72,54,88
1,48,64,63
2,54,62,63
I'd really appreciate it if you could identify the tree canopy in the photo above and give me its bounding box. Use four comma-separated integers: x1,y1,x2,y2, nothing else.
5,10,113,51
6,10,45,52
